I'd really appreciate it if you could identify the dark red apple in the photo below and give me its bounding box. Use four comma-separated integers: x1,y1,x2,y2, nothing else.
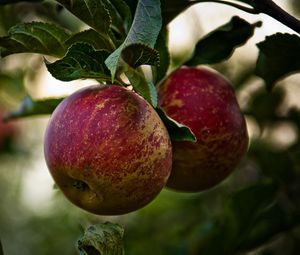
44,85,172,215
158,67,249,191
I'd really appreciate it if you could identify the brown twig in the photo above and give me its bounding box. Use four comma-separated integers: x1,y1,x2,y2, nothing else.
192,0,300,34
251,0,300,34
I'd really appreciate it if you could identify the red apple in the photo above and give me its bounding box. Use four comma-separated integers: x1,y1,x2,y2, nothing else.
158,67,249,191
44,85,172,215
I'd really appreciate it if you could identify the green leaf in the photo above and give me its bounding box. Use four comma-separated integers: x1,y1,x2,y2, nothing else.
121,43,159,68
124,0,161,46
156,108,196,142
239,202,299,252
77,222,125,255
105,0,162,105
58,0,129,48
3,96,64,120
101,0,127,36
65,29,115,51
185,16,261,66
56,0,111,36
152,30,170,84
109,0,132,33
105,0,162,80
0,22,70,58
255,33,300,90
246,87,285,125
122,61,158,107
46,43,110,82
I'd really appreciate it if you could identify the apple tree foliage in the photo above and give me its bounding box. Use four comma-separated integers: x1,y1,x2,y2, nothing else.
0,0,300,254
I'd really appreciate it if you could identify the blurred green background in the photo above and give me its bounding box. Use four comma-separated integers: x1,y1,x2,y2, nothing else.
0,1,300,254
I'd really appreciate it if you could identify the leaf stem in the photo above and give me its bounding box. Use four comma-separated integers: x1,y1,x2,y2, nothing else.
105,35,117,51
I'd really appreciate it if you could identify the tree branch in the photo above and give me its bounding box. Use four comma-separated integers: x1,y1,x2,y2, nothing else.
191,0,300,34
251,0,300,34
192,0,258,14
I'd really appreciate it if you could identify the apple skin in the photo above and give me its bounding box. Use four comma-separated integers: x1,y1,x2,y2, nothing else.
44,85,172,215
158,67,249,192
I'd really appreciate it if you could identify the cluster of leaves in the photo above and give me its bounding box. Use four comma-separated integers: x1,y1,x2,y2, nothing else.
0,0,300,127
1,0,299,141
